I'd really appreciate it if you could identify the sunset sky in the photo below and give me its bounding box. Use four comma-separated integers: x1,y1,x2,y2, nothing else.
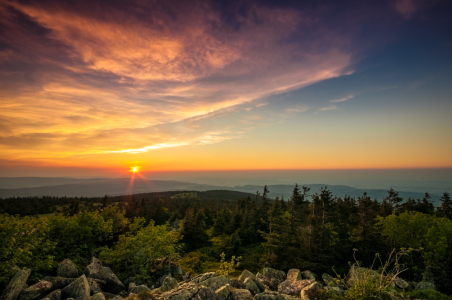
1,0,452,177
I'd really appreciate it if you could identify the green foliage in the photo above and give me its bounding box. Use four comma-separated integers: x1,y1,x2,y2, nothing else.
313,289,343,300
405,289,452,300
99,219,180,282
178,251,210,275
48,211,113,264
0,214,55,285
216,252,241,275
100,205,129,235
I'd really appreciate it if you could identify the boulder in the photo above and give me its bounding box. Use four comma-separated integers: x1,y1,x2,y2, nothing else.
215,285,230,300
19,281,53,300
393,277,410,290
85,260,124,294
0,268,31,300
229,279,240,289
238,270,256,285
277,281,296,295
300,282,322,300
231,289,253,300
199,275,229,291
323,286,344,296
416,281,437,291
191,273,217,284
300,271,317,281
254,292,286,300
128,283,136,292
101,293,117,300
243,278,259,295
57,260,79,278
194,286,216,300
286,270,302,283
161,282,199,300
161,276,178,292
61,275,90,300
87,279,103,295
41,290,61,300
42,277,76,290
170,264,183,276
346,266,378,287
128,285,151,294
258,269,285,290
88,294,105,300
321,274,335,286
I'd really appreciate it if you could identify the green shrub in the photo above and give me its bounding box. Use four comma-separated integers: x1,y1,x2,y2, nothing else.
216,252,241,275
406,289,452,300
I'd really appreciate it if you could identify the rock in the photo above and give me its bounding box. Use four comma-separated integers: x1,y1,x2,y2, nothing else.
19,281,53,300
85,260,124,294
254,292,286,300
231,289,253,300
57,260,79,278
41,290,61,300
243,278,259,295
87,279,103,295
199,275,229,291
277,281,296,295
61,275,90,300
110,296,123,300
300,282,322,300
101,293,116,300
321,274,335,286
229,279,240,289
191,273,218,284
161,282,199,300
0,268,31,300
88,294,105,300
346,266,378,287
291,280,314,294
128,283,136,292
323,286,344,296
215,285,230,300
300,271,317,281
161,276,178,293
238,270,256,285
286,270,302,283
42,277,76,290
258,269,285,290
416,281,437,291
128,285,151,294
194,286,216,300
170,264,183,275
393,277,410,290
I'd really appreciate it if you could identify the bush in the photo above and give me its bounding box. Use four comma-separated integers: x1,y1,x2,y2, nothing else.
99,218,180,283
406,289,452,300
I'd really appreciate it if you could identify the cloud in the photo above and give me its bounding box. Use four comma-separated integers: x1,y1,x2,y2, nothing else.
319,105,338,111
330,94,355,103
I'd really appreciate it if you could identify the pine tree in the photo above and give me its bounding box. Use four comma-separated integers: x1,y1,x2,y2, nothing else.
437,192,452,219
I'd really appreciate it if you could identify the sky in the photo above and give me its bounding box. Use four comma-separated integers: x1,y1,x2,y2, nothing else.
1,0,452,177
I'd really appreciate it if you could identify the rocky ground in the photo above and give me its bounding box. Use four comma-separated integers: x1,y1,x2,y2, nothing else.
0,258,438,300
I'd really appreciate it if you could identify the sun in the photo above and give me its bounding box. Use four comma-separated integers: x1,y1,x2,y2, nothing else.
131,166,138,172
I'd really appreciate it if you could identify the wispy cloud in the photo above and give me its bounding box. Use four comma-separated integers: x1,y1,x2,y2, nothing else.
330,94,355,103
319,105,338,111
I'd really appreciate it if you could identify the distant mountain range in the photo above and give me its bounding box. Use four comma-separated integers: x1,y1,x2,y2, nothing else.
0,177,445,204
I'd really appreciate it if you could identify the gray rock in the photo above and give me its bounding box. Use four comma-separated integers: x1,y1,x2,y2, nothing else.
61,275,90,300
254,292,286,300
321,274,335,286
323,286,344,296
161,282,199,300
277,281,296,295
57,260,79,278
300,271,317,281
346,266,378,287
291,280,315,294
101,293,116,300
41,290,61,300
42,277,76,290
231,289,253,300
19,281,53,300
286,270,302,283
229,279,240,289
128,285,151,294
88,294,105,300
0,268,31,300
194,286,216,300
258,269,285,290
161,276,178,292
300,282,322,300
191,273,218,284
243,278,259,295
416,281,437,291
110,296,123,300
128,283,136,292
393,277,410,290
238,270,256,285
199,275,229,291
87,279,103,295
85,260,124,294
170,264,183,275
215,285,230,300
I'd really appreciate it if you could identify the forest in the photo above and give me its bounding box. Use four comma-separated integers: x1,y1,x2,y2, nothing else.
1,186,452,298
